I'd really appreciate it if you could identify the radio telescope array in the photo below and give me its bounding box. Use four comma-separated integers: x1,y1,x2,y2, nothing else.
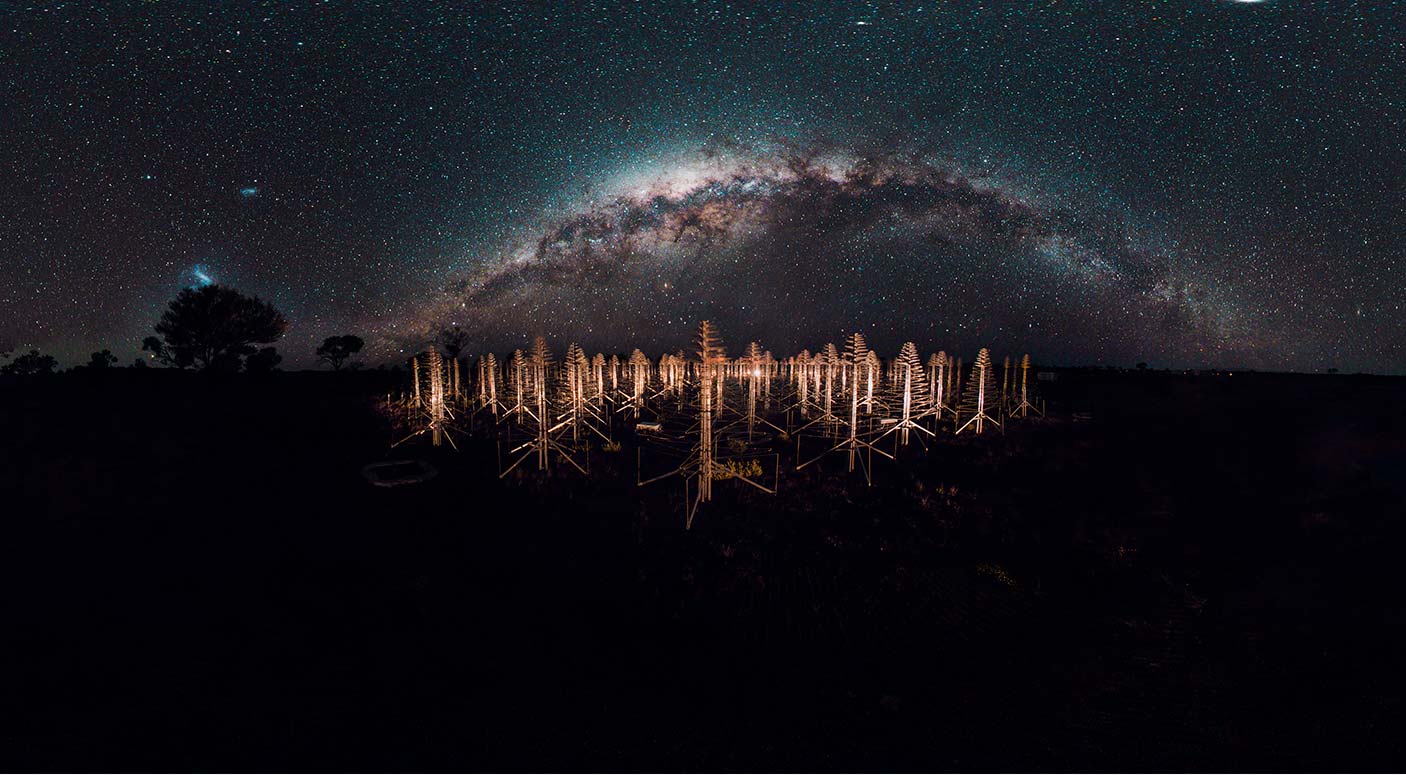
384,322,1047,528
391,349,462,449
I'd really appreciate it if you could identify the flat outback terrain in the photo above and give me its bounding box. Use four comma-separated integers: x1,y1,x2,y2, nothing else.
4,368,1405,769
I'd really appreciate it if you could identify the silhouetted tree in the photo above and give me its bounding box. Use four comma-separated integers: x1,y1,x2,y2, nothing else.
209,350,245,374
438,326,470,359
147,285,288,370
143,330,175,367
141,336,174,366
245,346,282,373
316,334,364,370
87,350,118,369
1,349,58,377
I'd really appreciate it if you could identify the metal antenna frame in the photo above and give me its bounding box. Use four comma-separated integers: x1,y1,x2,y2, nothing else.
871,341,939,452
794,334,893,486
635,322,779,529
1008,353,1044,419
496,337,592,478
955,348,1004,435
393,349,464,450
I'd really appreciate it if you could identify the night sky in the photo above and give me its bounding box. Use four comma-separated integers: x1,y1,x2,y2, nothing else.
3,1,1401,371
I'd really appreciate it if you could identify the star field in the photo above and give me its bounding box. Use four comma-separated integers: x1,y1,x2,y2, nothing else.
1,1,1401,370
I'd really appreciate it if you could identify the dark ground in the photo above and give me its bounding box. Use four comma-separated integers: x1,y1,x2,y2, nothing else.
3,367,1405,770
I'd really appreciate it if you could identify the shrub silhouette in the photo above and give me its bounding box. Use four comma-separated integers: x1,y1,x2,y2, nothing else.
87,350,118,369
1,349,58,377
316,335,364,370
245,346,282,373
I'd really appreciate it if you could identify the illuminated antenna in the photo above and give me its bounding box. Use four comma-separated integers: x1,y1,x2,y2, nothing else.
394,348,460,449
928,351,952,420
551,344,612,448
743,342,764,438
794,349,812,417
820,342,840,427
505,349,528,423
1008,353,1044,418
714,351,727,414
796,332,893,484
1001,355,1012,410
790,342,844,437
514,336,553,470
951,355,962,408
763,349,775,408
450,355,463,407
498,336,590,476
636,320,736,527
622,348,650,417
428,349,447,446
840,344,849,393
660,352,684,397
693,320,725,522
476,352,502,419
591,352,607,403
875,341,936,448
562,343,590,444
863,350,879,414
476,355,488,407
955,348,1002,435
636,321,778,529
840,333,869,470
528,336,553,469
